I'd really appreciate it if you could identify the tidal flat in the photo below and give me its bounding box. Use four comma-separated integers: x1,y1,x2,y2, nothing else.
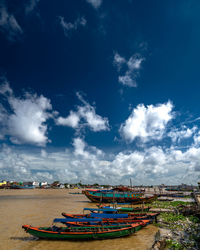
0,189,158,250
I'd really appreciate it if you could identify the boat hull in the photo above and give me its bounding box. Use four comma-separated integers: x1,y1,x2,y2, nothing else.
61,212,158,223
22,224,137,240
83,190,157,204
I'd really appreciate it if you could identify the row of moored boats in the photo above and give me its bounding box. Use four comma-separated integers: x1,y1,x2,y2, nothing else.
22,206,159,240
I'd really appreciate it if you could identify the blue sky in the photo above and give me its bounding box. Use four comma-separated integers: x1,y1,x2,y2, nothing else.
0,0,200,185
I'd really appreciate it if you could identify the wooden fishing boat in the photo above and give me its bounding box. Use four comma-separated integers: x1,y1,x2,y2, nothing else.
54,217,149,228
22,223,140,240
83,190,157,204
61,211,159,223
83,208,158,220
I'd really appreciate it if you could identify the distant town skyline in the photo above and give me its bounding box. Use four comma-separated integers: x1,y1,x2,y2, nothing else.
0,0,200,185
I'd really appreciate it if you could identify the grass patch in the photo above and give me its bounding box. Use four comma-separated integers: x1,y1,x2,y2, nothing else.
157,212,188,230
188,215,200,224
146,200,193,209
159,212,186,222
166,239,184,250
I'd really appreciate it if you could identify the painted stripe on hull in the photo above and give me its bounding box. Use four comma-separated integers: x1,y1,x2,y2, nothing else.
22,225,138,240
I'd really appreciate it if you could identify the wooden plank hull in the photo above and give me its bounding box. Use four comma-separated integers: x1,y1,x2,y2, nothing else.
83,190,157,204
61,212,158,223
22,224,139,240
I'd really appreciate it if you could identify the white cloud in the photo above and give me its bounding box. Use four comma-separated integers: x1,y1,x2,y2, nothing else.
193,131,200,146
120,101,174,142
41,149,47,158
0,81,52,146
58,16,87,37
25,0,40,14
113,52,145,88
113,52,126,71
86,0,102,9
0,3,23,41
0,140,199,185
73,137,103,160
73,137,90,159
168,126,197,143
127,54,144,71
78,105,109,132
56,111,80,128
118,73,136,87
56,93,109,132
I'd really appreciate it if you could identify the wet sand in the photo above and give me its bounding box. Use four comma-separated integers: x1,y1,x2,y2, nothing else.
0,189,158,250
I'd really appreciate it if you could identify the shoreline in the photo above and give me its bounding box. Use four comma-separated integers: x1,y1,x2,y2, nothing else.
0,189,158,250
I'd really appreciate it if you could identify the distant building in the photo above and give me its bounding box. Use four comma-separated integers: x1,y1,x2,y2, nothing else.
40,182,48,187
0,180,7,187
59,184,65,189
33,181,40,187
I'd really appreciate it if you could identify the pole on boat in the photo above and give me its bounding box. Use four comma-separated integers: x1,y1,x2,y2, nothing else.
99,192,103,208
113,191,115,209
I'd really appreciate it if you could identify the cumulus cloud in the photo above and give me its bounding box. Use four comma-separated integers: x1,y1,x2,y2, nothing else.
73,137,103,159
113,52,144,87
120,101,174,142
193,131,200,146
56,93,109,132
58,16,87,37
73,137,90,159
8,94,52,146
56,111,80,128
78,105,108,132
1,140,200,185
86,0,102,9
0,2,23,41
168,126,197,143
0,80,52,146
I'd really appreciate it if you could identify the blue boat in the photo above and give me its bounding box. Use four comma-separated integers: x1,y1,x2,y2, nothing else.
84,208,118,213
10,184,35,189
90,213,128,219
54,218,102,223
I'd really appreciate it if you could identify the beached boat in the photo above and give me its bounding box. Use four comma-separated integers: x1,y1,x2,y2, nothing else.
54,217,149,228
98,205,150,213
22,223,139,240
61,209,158,222
10,184,34,189
83,190,157,204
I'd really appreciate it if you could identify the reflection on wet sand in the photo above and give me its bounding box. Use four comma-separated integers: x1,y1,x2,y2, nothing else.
0,189,158,250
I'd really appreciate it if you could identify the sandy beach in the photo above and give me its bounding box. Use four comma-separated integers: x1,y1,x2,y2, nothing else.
0,189,158,250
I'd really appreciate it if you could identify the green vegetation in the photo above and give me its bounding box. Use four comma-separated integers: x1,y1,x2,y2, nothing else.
159,212,186,222
154,207,200,249
188,215,200,224
166,239,184,250
146,200,192,209
155,212,188,231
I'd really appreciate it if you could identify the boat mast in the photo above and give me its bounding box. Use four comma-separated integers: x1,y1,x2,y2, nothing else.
130,178,132,190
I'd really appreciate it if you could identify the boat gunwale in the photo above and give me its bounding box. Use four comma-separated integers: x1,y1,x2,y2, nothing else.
23,224,135,235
